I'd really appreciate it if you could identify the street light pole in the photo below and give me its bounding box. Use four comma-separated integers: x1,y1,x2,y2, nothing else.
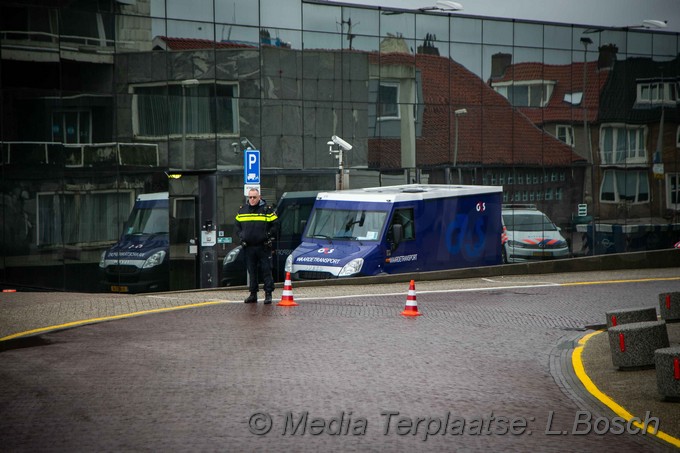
580,37,594,255
180,79,199,170
453,108,467,184
581,38,592,165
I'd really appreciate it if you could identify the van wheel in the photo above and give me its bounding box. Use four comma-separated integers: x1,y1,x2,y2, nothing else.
501,247,508,264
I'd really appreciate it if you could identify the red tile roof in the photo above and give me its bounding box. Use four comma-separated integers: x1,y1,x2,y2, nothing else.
491,61,610,123
368,52,583,169
155,36,256,50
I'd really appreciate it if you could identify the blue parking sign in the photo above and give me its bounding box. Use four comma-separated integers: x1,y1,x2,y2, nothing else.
244,150,260,184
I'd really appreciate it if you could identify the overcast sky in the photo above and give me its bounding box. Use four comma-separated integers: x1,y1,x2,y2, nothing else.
329,0,680,33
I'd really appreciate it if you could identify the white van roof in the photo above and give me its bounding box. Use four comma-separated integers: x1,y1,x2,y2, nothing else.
316,184,502,203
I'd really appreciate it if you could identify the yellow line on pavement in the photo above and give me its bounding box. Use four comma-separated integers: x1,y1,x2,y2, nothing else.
572,330,680,448
562,276,680,286
0,300,233,342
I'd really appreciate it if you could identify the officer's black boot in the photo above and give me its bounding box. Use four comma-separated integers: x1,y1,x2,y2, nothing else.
264,293,273,304
244,292,257,303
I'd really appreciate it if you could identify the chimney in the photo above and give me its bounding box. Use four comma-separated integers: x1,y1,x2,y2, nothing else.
598,44,618,70
490,53,512,79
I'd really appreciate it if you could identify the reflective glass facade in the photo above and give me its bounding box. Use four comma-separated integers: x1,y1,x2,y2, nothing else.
1,0,679,291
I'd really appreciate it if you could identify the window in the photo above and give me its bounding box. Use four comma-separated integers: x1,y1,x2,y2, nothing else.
378,82,399,119
600,124,647,164
305,208,387,241
556,125,574,146
389,208,415,242
600,170,649,203
492,81,555,107
52,110,91,144
636,80,679,105
37,191,133,246
676,126,680,149
563,92,583,105
667,174,680,210
133,82,238,138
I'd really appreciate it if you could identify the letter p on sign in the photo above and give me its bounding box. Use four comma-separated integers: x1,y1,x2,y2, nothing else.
244,149,260,185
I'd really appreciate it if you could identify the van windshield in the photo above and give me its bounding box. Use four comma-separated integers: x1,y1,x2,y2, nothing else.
306,208,387,241
502,213,557,232
125,207,169,235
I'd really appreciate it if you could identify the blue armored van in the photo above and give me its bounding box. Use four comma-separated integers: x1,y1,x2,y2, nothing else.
99,192,169,293
285,184,503,280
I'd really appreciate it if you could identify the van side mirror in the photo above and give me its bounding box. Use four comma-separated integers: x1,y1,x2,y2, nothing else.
391,223,403,250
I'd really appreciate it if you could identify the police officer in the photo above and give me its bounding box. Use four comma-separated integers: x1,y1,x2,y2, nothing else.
235,188,278,304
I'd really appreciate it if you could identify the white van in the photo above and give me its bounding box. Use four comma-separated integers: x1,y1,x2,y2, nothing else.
501,204,569,263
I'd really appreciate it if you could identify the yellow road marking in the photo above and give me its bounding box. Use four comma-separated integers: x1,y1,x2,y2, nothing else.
0,300,234,342
561,276,680,286
572,330,680,448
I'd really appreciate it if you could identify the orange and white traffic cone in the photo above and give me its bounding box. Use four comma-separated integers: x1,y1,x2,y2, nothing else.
277,272,299,307
401,279,421,316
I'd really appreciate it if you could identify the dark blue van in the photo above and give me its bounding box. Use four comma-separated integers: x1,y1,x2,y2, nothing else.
99,192,169,293
286,184,503,279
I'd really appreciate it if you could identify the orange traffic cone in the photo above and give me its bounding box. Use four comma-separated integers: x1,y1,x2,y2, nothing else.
277,272,299,307
401,280,421,316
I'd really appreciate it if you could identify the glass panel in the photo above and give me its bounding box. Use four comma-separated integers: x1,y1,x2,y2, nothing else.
416,14,449,44
482,19,512,45
215,0,259,26
602,127,613,163
515,46,543,67
302,3,341,33
151,17,167,41
452,42,483,79
306,208,387,241
79,111,91,143
166,19,215,40
343,7,379,39
166,0,214,22
653,33,678,58
350,34,380,52
638,172,650,202
303,31,341,51
482,44,513,87
598,29,627,54
380,11,415,39
215,24,259,47
627,30,652,56
261,0,301,30
514,22,543,49
260,27,300,49
601,171,615,201
64,112,78,143
451,16,481,43
544,25,572,50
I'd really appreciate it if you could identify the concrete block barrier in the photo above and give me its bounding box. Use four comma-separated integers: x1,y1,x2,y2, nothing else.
655,345,680,400
608,320,669,369
605,306,657,328
658,292,680,322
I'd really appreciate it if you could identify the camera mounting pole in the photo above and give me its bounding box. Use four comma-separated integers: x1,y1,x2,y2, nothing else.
327,135,353,190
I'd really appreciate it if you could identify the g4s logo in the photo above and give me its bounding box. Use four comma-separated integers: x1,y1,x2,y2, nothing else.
446,214,486,258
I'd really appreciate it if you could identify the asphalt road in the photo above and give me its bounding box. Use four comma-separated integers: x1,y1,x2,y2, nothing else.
1,269,679,452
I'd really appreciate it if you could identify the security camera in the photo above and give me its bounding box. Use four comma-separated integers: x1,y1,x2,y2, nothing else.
331,135,353,151
231,142,240,154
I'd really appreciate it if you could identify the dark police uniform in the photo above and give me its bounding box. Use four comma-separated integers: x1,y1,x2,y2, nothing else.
234,198,278,303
